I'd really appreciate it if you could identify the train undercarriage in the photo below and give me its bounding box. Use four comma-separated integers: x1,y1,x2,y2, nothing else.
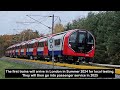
6,53,93,65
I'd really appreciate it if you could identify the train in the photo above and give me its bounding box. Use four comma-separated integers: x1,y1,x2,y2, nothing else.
5,29,95,64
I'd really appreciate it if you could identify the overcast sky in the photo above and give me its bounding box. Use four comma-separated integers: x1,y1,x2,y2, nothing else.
0,11,98,35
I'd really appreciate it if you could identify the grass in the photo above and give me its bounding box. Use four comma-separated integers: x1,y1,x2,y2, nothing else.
0,59,34,79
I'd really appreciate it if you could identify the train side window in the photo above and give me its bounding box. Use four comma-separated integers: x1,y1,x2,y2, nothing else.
33,43,36,47
55,39,60,46
29,44,33,48
87,33,94,44
31,44,34,48
42,42,44,47
30,44,32,48
38,42,40,47
26,44,28,48
38,42,44,47
25,44,27,48
69,32,77,43
22,45,24,48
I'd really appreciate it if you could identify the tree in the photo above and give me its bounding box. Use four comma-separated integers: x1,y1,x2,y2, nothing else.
19,29,40,41
54,23,64,34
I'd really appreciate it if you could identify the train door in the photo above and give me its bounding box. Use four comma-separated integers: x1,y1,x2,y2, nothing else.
24,44,27,56
18,46,21,56
43,41,48,56
33,42,38,56
13,47,15,56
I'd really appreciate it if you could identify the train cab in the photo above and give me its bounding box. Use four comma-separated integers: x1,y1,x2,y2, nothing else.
63,29,95,62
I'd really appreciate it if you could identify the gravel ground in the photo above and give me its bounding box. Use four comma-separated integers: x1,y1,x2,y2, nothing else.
0,57,71,69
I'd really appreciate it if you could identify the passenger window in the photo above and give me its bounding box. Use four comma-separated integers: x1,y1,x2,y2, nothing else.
55,39,60,46
29,44,33,48
38,42,44,47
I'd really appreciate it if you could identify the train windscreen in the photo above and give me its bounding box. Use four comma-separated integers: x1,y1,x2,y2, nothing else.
69,30,94,53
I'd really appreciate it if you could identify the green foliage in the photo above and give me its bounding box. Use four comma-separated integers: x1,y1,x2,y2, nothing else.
0,60,35,79
54,23,64,34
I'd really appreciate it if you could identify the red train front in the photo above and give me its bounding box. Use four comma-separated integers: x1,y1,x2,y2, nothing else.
62,29,95,63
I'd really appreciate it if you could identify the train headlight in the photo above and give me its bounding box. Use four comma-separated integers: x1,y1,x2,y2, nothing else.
69,44,71,47
92,46,94,49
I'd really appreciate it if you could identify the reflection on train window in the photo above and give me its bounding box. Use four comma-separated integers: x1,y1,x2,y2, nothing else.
69,32,77,43
55,39,60,46
79,33,85,43
88,33,94,44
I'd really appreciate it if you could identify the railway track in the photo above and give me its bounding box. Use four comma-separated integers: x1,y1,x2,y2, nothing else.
89,63,120,69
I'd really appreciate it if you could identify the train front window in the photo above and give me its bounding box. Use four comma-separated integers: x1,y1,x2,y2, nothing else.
69,31,77,43
76,32,86,53
69,30,94,53
69,31,77,52
85,32,94,52
79,32,85,43
87,33,94,44
69,31,87,53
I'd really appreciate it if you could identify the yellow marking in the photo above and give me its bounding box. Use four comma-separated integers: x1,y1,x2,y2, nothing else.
8,57,120,75
115,69,120,74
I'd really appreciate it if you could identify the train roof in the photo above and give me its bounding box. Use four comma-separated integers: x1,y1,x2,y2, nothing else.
28,38,39,44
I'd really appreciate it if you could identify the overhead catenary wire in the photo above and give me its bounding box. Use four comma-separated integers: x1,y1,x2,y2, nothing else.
25,11,58,29
15,12,57,36
15,11,61,36
16,16,50,32
25,11,59,28
11,11,62,42
26,15,51,29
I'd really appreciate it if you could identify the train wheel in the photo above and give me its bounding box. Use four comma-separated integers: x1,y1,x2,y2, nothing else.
59,56,67,63
54,56,58,63
85,57,91,63
73,57,79,65
75,59,80,65
47,58,50,62
68,60,73,64
59,57,63,63
59,59,63,63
